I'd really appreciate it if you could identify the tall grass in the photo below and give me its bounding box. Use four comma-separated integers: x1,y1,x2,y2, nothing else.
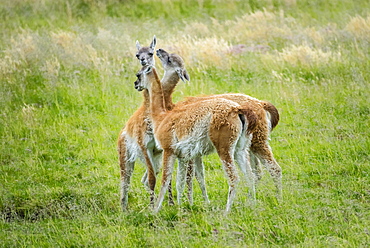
1,0,369,246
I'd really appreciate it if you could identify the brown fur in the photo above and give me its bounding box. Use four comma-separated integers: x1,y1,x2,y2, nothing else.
262,101,280,130
156,49,282,202
136,66,257,213
118,37,177,211
177,94,282,199
117,90,160,210
240,107,258,134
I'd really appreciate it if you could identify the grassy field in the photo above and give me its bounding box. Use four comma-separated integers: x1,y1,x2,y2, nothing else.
1,0,369,246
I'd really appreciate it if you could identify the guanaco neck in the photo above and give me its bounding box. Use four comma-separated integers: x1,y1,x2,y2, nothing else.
146,67,167,123
142,89,150,110
161,70,180,111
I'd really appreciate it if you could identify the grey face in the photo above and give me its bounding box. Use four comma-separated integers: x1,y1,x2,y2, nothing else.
134,66,152,91
136,47,154,66
134,71,144,91
135,36,156,66
156,48,170,66
156,48,190,83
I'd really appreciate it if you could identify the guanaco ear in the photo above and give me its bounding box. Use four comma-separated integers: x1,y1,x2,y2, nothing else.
136,40,141,51
183,69,190,82
177,68,188,83
150,35,156,50
143,65,152,74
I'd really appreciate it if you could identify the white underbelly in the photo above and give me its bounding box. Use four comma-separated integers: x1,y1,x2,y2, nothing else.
172,117,215,159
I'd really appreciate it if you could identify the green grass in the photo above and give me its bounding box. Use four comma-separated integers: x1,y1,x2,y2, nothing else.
1,0,370,247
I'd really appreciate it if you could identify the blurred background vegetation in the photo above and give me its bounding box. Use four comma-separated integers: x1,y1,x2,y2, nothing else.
1,0,369,246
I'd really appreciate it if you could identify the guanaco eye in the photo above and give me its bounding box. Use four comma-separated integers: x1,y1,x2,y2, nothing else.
168,57,171,63
136,54,140,58
148,53,153,56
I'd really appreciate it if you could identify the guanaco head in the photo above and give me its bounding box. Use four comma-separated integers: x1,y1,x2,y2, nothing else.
156,48,190,83
135,35,156,66
134,65,152,91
